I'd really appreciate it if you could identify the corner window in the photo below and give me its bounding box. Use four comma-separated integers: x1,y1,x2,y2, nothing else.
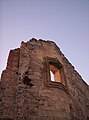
44,57,68,93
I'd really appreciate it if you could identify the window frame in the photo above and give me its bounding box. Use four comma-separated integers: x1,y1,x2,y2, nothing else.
44,57,68,93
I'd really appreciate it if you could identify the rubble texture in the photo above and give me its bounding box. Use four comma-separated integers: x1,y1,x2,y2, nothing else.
0,38,89,120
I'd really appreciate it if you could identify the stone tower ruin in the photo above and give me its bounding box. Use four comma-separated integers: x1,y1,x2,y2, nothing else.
0,38,89,120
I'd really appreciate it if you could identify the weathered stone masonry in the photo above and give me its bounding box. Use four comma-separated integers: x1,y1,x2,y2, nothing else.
0,38,89,120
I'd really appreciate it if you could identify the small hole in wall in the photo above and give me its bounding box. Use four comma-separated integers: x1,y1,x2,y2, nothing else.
16,72,18,75
25,71,28,75
23,76,33,86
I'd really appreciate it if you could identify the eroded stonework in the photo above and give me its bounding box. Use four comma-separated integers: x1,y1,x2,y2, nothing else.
0,38,89,120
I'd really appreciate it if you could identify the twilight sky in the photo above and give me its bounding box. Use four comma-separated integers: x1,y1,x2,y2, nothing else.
0,0,89,84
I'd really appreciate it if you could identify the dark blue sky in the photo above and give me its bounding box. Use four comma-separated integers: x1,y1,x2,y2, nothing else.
0,0,89,84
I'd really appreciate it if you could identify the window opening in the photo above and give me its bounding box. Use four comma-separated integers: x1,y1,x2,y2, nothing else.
49,63,61,83
44,57,68,93
50,71,55,81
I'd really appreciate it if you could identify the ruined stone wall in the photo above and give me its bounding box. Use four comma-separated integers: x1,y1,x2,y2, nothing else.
0,48,20,119
0,38,89,120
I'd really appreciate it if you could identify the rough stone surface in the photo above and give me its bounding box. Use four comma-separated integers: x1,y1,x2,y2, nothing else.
0,38,89,120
